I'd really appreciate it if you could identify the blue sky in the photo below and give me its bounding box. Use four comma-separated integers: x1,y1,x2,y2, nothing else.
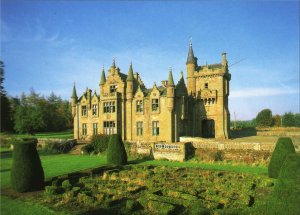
1,1,299,120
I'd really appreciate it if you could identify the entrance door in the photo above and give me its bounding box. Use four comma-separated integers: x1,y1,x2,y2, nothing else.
202,119,215,138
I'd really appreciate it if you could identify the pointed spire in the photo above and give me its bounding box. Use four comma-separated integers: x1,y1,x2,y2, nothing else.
127,62,134,81
186,41,196,65
180,70,184,80
71,83,77,99
100,66,106,85
168,67,174,86
111,57,116,68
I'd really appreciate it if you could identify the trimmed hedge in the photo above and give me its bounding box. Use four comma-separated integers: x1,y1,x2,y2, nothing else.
268,137,295,178
11,138,45,192
107,134,127,165
91,134,110,153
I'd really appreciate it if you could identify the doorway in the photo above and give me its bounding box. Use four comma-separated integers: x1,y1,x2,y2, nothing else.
202,119,215,138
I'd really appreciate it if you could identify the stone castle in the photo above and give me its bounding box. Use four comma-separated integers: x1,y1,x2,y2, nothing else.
71,43,231,142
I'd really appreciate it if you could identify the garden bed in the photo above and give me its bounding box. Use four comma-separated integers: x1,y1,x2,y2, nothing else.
38,165,274,214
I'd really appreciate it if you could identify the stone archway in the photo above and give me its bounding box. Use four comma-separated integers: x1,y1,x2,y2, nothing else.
202,119,215,138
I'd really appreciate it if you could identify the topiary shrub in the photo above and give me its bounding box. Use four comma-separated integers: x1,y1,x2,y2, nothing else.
268,137,296,178
81,144,95,154
11,139,45,192
90,134,110,153
107,134,127,165
264,154,300,214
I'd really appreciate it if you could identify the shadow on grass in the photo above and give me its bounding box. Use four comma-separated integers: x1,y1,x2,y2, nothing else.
0,151,12,159
128,156,153,165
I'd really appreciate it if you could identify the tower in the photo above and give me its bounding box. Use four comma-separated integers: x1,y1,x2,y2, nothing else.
167,67,175,111
99,66,106,96
126,62,134,100
71,83,77,117
186,42,197,96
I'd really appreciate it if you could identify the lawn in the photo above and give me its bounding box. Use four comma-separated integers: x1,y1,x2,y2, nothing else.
1,153,269,215
1,130,73,140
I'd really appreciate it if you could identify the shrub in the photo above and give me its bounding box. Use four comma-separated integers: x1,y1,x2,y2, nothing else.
62,180,72,191
214,151,224,161
282,112,295,127
268,137,296,178
11,139,45,192
44,140,76,154
107,134,127,165
90,134,110,153
265,154,300,214
81,144,94,154
256,109,273,127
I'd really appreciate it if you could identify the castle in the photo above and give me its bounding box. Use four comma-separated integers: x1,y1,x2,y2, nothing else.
71,43,231,142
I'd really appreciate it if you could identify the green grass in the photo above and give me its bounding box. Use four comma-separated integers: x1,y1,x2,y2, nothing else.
0,147,11,152
0,196,68,215
139,159,268,175
1,153,107,189
1,130,73,140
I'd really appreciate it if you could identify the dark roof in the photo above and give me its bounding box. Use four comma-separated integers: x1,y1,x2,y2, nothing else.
119,72,128,82
144,86,167,97
186,44,196,64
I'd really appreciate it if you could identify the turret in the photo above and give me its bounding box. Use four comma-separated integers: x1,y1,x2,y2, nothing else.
71,83,77,117
99,66,106,95
222,52,228,71
167,67,175,111
126,62,134,100
109,58,117,75
186,42,197,96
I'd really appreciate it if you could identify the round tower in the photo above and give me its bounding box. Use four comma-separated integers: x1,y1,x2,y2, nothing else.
186,42,197,96
126,62,134,101
167,67,175,111
71,83,77,117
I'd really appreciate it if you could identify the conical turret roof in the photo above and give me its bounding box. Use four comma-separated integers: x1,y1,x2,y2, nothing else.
71,83,77,99
186,42,196,64
127,62,134,81
100,66,106,85
168,67,175,86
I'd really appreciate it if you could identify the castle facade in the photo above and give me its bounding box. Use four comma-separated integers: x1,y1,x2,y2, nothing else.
71,43,231,142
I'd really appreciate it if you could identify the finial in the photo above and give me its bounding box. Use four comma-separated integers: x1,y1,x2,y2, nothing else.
112,57,116,67
189,37,192,46
169,66,172,72
102,65,105,71
180,70,184,78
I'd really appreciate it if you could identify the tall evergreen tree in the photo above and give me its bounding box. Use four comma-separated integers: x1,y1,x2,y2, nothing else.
0,60,13,131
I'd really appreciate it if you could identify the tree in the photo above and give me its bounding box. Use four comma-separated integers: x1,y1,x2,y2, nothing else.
14,89,47,134
107,134,127,165
0,60,13,131
272,114,282,127
282,112,295,127
256,109,273,127
295,114,300,127
11,139,45,192
268,137,296,178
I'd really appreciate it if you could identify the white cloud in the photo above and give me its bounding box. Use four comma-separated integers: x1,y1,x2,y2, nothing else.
231,87,299,98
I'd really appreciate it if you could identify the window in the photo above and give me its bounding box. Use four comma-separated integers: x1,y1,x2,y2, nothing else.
82,106,87,116
103,102,115,113
93,123,98,135
136,100,143,112
205,83,208,89
152,99,159,111
103,121,115,134
137,121,143,136
82,123,87,135
110,85,116,93
152,121,159,136
92,104,98,116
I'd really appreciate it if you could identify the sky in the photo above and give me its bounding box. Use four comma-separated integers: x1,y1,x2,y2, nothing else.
1,0,299,120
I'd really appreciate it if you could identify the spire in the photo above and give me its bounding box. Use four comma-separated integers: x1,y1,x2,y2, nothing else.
111,57,116,68
168,67,174,86
180,70,184,80
127,62,134,81
71,83,77,99
186,41,196,65
100,66,106,85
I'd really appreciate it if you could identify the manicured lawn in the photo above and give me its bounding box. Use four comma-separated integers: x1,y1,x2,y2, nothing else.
0,153,106,189
1,196,68,215
139,159,268,175
1,130,73,140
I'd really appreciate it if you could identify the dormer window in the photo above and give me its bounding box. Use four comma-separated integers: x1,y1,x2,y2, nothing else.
152,99,159,111
136,100,143,112
81,105,87,116
205,83,208,89
110,85,116,93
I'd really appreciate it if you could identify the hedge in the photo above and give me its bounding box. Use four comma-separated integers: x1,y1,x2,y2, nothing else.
268,137,296,178
11,138,45,192
107,134,127,165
